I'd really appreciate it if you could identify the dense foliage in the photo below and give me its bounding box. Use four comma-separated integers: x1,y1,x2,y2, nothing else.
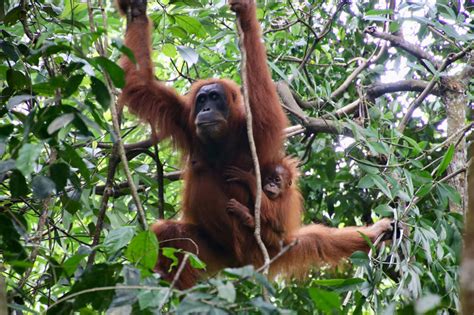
0,0,472,313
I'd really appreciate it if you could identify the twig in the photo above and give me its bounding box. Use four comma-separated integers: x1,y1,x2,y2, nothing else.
154,144,165,219
47,285,171,311
331,42,385,100
158,253,190,311
427,123,474,154
86,0,105,56
87,151,120,266
293,0,349,76
97,0,109,52
402,167,467,219
330,0,395,100
94,171,182,196
236,18,270,275
263,19,298,35
17,200,50,289
256,239,299,273
287,0,348,83
19,0,35,41
439,167,466,184
110,97,148,229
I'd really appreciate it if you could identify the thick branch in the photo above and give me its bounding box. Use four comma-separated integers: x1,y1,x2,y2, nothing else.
365,27,441,69
277,81,354,136
367,80,440,98
461,138,474,313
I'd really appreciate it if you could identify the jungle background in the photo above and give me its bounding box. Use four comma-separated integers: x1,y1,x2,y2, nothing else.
0,0,473,313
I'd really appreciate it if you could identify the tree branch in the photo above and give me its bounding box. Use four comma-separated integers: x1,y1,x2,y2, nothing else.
367,80,440,98
364,27,442,70
87,150,120,266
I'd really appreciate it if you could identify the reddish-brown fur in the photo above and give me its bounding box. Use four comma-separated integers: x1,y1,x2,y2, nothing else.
225,157,302,265
118,0,393,289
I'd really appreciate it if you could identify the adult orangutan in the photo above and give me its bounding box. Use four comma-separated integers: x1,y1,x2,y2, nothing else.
118,0,393,289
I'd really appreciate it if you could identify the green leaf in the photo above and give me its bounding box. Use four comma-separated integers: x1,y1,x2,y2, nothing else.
0,40,20,61
16,143,42,177
437,183,461,205
7,94,35,109
350,251,369,267
91,76,111,109
177,298,212,314
358,175,374,189
32,175,56,199
112,39,136,64
138,288,167,310
365,9,393,15
326,158,336,182
104,227,135,255
162,43,177,58
125,230,159,271
312,278,366,293
162,247,180,270
47,113,75,135
224,265,255,278
435,144,455,176
0,159,16,174
177,45,199,66
68,264,121,310
63,74,84,97
312,278,365,287
188,252,206,269
49,162,70,191
216,281,236,302
373,204,394,216
9,170,29,198
3,6,21,26
60,144,91,184
415,294,441,314
308,287,341,314
93,57,125,88
174,15,207,38
402,135,423,155
63,254,87,277
7,69,29,90
370,174,392,199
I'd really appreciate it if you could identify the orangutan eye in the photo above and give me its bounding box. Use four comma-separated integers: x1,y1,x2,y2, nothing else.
210,92,219,100
197,95,206,103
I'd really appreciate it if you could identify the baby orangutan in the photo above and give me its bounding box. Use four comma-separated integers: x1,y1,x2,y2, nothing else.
225,157,302,265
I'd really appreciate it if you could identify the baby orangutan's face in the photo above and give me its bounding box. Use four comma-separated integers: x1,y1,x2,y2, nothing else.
263,165,291,199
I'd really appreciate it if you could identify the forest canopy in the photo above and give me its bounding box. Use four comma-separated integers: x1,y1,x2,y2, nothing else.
0,0,473,314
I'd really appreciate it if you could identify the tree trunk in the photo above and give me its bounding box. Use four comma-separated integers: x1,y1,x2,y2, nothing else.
441,55,474,213
461,137,474,314
460,55,474,315
442,76,467,213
